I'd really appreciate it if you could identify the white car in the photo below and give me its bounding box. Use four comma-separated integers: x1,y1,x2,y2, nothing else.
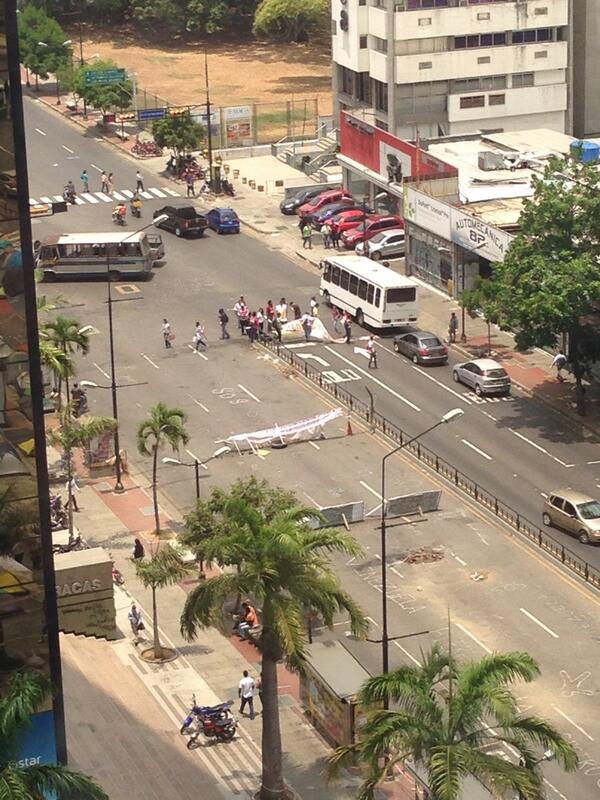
355,228,405,261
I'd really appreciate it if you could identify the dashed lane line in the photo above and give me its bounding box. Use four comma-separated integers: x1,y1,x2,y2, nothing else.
141,353,159,369
461,438,493,461
238,384,260,403
520,607,559,639
552,705,594,742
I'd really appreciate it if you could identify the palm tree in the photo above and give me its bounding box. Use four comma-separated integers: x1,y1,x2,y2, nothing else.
136,403,189,535
0,670,108,799
133,544,193,660
328,644,578,800
39,339,73,408
180,485,368,800
42,315,90,402
47,407,117,541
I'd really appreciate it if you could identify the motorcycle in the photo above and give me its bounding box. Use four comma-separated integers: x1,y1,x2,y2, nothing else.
130,200,142,218
180,697,236,746
50,495,67,530
62,187,77,205
72,391,88,418
112,566,125,586
221,178,235,197
112,208,126,226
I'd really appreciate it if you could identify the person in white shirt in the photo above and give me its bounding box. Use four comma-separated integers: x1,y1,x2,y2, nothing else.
193,321,207,351
162,318,172,349
65,475,80,511
275,297,288,323
551,350,567,382
238,669,255,718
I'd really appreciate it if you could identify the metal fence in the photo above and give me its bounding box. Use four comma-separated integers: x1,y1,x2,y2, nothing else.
263,339,600,592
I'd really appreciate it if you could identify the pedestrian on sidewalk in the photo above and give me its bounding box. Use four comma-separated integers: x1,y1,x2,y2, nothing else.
330,227,341,250
320,222,332,249
101,170,108,193
193,321,207,351
132,538,145,560
162,318,173,348
552,350,568,382
218,308,230,339
448,312,459,343
302,222,313,249
367,335,378,369
128,602,145,644
238,670,255,719
65,475,80,512
135,170,144,192
80,170,89,193
343,312,352,344
107,172,114,194
234,296,247,333
185,171,195,197
301,311,314,342
272,315,282,343
276,298,288,324
332,306,341,335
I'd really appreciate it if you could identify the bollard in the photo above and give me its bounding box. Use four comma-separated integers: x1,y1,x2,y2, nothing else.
233,169,240,179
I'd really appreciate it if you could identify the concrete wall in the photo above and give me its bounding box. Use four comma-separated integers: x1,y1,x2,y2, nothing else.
572,0,600,136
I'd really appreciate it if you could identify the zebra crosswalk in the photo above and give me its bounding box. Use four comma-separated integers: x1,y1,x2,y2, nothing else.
29,186,183,208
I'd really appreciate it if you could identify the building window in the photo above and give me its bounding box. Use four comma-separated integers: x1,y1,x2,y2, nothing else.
450,75,505,94
488,93,505,105
477,56,491,64
359,0,367,5
512,28,552,44
534,50,548,58
372,36,388,53
459,95,485,109
418,17,432,25
331,19,337,35
512,72,534,88
406,0,448,8
419,61,432,69
454,32,505,49
341,67,354,96
477,12,490,20
356,72,371,102
534,6,548,14
359,35,368,48
374,79,388,112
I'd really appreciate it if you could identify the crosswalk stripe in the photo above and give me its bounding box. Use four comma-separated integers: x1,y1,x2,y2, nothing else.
81,192,100,204
30,186,182,209
28,198,36,206
112,191,126,200
149,187,167,198
52,195,64,202
73,196,85,205
139,190,153,200
163,187,179,197
39,196,53,204
94,192,113,203
122,189,134,198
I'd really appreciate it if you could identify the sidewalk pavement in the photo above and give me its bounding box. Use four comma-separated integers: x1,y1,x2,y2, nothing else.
63,464,420,800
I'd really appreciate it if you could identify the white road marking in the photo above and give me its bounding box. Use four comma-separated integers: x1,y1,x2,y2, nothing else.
39,196,53,204
393,640,422,667
297,353,330,367
461,439,493,461
149,187,167,197
285,342,316,349
163,187,179,196
28,198,36,206
52,195,64,202
552,705,594,741
412,364,472,405
187,343,208,361
510,429,574,468
90,163,102,172
454,554,467,566
61,145,74,153
390,566,404,578
140,190,153,199
543,777,569,800
35,128,46,136
73,196,85,205
480,410,498,421
541,491,548,498
308,440,321,450
366,616,380,628
81,192,99,204
353,346,370,359
303,491,321,507
238,384,261,403
112,191,126,200
325,345,421,412
122,189,134,198
93,362,111,381
359,480,382,500
187,394,210,413
456,622,492,654
588,460,600,465
520,608,559,639
141,353,159,369
94,192,113,203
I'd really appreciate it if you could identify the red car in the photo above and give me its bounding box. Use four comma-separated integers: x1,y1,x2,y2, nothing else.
329,208,375,234
341,215,404,249
297,189,353,218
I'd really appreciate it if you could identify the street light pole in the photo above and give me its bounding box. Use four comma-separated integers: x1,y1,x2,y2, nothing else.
162,447,231,499
194,459,200,500
379,408,464,681
204,48,214,193
78,21,87,118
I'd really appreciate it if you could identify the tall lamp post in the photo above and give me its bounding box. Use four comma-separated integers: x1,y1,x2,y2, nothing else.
204,48,215,194
163,446,231,499
379,408,464,678
102,216,167,492
37,40,72,105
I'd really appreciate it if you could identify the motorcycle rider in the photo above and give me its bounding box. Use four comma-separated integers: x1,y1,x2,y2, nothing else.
130,191,142,218
71,382,88,416
112,201,127,225
63,180,76,204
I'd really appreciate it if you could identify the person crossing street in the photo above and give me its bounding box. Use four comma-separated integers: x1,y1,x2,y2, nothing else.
366,335,377,369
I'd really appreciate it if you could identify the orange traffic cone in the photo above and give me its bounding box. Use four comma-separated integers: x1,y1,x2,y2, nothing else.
346,415,353,436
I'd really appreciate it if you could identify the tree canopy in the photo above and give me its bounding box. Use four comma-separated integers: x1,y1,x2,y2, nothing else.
253,0,328,42
18,6,72,83
72,60,133,115
152,112,205,156
462,153,600,413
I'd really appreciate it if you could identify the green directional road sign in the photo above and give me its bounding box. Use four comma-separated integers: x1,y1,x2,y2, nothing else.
84,68,126,86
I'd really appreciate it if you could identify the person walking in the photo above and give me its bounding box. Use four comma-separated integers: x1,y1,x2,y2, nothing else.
193,321,207,351
272,315,282,343
320,222,332,249
65,475,80,512
265,299,274,320
302,222,313,249
185,171,195,197
128,602,145,643
330,226,340,250
107,172,114,194
100,170,109,193
366,335,378,369
343,312,352,344
80,169,89,193
276,298,288,324
218,308,230,339
238,670,255,719
132,538,145,560
552,350,568,382
301,311,314,342
448,312,459,343
332,306,341,335
234,296,246,333
135,170,144,192
292,302,302,320
162,318,172,349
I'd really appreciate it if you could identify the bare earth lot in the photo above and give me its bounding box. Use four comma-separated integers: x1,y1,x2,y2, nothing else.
78,27,333,114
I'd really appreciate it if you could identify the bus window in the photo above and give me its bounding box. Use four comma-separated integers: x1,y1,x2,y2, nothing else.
374,288,381,307
358,279,367,300
367,284,374,304
323,262,332,281
340,270,349,290
332,266,340,285
387,287,416,304
349,275,358,295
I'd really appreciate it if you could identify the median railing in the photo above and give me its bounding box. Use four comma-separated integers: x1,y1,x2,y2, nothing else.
264,340,600,592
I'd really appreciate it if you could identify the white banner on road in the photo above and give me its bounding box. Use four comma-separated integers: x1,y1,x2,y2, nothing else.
222,408,343,452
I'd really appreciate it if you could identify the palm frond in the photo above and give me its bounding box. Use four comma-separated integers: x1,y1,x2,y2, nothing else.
134,544,194,590
19,764,108,800
0,671,52,762
180,572,246,639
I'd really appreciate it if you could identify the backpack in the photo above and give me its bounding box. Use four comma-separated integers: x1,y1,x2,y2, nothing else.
222,312,229,324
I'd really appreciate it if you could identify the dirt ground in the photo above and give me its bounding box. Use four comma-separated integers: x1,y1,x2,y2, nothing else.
76,26,333,115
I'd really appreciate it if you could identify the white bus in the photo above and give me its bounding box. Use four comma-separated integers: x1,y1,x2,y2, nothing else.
319,255,418,328
34,231,163,280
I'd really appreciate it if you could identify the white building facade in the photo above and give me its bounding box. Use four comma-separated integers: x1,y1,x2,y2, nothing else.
332,0,570,140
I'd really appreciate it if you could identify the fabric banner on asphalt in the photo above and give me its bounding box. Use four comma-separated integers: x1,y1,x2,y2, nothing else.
223,407,343,450
282,318,332,342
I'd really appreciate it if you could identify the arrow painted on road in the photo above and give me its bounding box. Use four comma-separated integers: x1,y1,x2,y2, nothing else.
353,347,370,359
297,353,330,367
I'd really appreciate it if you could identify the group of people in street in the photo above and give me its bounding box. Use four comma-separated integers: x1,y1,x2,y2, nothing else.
299,217,343,250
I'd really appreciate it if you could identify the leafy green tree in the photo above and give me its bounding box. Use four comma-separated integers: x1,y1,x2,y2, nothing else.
180,485,367,800
253,0,328,42
18,6,72,91
72,60,133,116
328,644,578,800
1,671,108,800
152,111,205,157
39,339,74,410
463,153,600,415
133,544,193,659
129,0,258,34
136,403,189,535
41,316,90,403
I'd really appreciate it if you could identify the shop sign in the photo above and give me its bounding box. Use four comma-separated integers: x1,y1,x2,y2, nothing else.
451,208,513,262
404,186,451,239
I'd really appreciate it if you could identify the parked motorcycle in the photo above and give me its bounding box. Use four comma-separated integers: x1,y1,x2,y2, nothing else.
112,566,125,586
50,495,67,530
221,178,235,197
180,697,236,746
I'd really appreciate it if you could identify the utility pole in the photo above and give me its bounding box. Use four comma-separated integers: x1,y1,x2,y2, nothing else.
204,48,213,192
